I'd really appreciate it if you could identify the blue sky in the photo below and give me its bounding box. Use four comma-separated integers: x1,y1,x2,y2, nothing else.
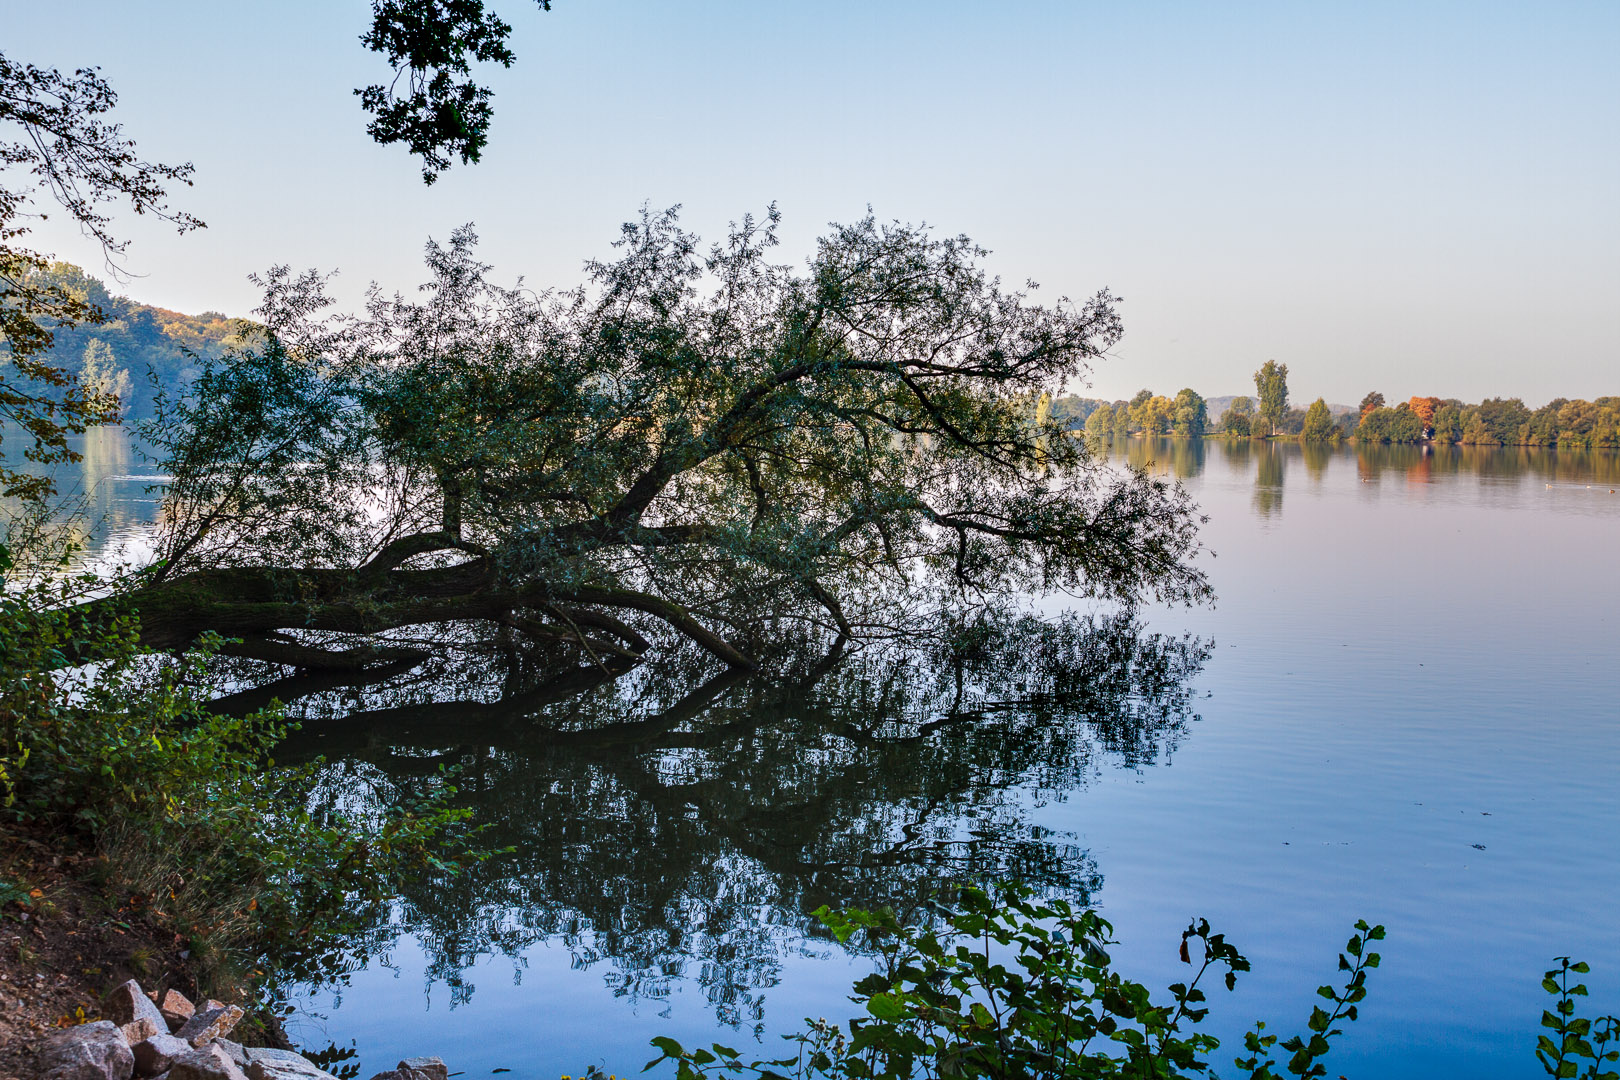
8,1,1617,404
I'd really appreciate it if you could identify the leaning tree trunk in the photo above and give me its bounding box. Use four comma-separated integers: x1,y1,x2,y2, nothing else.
62,554,754,675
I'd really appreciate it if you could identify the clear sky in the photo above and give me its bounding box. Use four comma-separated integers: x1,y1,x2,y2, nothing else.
8,1,1617,405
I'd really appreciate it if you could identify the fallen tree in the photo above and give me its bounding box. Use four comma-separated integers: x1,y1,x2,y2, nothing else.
53,207,1208,674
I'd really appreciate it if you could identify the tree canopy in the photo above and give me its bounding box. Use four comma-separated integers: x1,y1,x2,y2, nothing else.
358,0,553,183
1172,387,1206,437
86,208,1207,678
1252,360,1289,437
1217,396,1252,438
1301,397,1337,442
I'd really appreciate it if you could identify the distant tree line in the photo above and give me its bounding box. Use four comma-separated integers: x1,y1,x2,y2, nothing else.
1066,389,1209,440
1355,392,1620,449
1061,363,1617,450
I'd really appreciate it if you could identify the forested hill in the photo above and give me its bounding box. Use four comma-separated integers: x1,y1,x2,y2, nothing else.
6,262,249,420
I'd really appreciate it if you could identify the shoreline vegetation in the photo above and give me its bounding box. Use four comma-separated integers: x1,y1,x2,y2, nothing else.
1057,388,1618,448
1053,361,1616,449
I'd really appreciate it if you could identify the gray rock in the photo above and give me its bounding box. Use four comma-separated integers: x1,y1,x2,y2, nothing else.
123,1017,165,1046
246,1057,338,1080
167,1043,249,1080
38,1020,136,1080
243,1050,316,1068
158,990,196,1032
213,1041,249,1069
175,1004,245,1047
107,981,169,1033
363,1072,399,1080
396,1060,447,1080
132,1034,193,1077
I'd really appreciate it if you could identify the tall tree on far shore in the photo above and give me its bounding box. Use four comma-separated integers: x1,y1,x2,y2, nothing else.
1253,360,1289,437
1358,391,1384,422
1084,402,1115,439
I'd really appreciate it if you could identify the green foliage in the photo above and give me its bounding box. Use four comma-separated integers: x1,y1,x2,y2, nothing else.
1127,391,1175,436
1459,397,1531,445
1048,395,1108,432
1171,389,1206,438
1299,398,1336,443
1430,402,1463,444
358,0,554,183
1231,920,1384,1079
1218,397,1252,438
1355,404,1423,444
1084,403,1115,439
0,876,32,914
1537,958,1619,1080
82,209,1209,682
0,563,491,994
1111,401,1132,441
1252,362,1289,437
11,261,247,420
643,886,1381,1080
1349,393,1619,447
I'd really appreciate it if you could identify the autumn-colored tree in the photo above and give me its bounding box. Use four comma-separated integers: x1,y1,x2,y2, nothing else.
1358,392,1385,422
1408,396,1441,431
1129,393,1175,436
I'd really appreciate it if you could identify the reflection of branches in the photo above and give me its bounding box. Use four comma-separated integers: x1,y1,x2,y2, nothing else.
275,611,1209,1027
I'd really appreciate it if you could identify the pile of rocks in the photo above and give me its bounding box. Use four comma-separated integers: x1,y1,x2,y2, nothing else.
32,980,447,1080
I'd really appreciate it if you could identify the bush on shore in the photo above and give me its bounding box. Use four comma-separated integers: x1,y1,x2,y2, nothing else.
0,554,489,1000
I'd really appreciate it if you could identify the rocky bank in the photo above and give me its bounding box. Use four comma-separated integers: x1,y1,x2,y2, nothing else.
28,980,445,1080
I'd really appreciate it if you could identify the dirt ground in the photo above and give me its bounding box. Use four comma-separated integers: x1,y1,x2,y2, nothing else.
0,822,284,1077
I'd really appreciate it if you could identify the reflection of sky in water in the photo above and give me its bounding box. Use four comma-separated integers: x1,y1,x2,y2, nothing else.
2,426,166,573
13,428,1620,1079
1086,436,1620,1080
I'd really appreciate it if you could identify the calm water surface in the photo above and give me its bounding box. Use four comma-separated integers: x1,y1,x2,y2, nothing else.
14,431,1620,1078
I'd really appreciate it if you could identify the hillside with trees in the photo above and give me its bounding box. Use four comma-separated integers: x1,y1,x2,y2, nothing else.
3,262,247,421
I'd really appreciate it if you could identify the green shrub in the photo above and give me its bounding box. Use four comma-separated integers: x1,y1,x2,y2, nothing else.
647,885,1382,1079
0,564,491,995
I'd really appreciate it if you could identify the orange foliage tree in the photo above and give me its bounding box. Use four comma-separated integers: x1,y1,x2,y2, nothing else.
1408,396,1441,431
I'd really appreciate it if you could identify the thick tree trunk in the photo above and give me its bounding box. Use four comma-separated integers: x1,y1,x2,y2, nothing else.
61,558,754,673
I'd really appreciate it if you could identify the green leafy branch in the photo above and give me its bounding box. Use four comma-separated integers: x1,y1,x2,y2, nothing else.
1538,958,1620,1080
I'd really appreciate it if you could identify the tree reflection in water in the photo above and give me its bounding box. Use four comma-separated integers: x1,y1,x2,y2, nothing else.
244,611,1209,1026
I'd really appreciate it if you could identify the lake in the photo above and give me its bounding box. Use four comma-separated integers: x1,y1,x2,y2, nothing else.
11,430,1620,1078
